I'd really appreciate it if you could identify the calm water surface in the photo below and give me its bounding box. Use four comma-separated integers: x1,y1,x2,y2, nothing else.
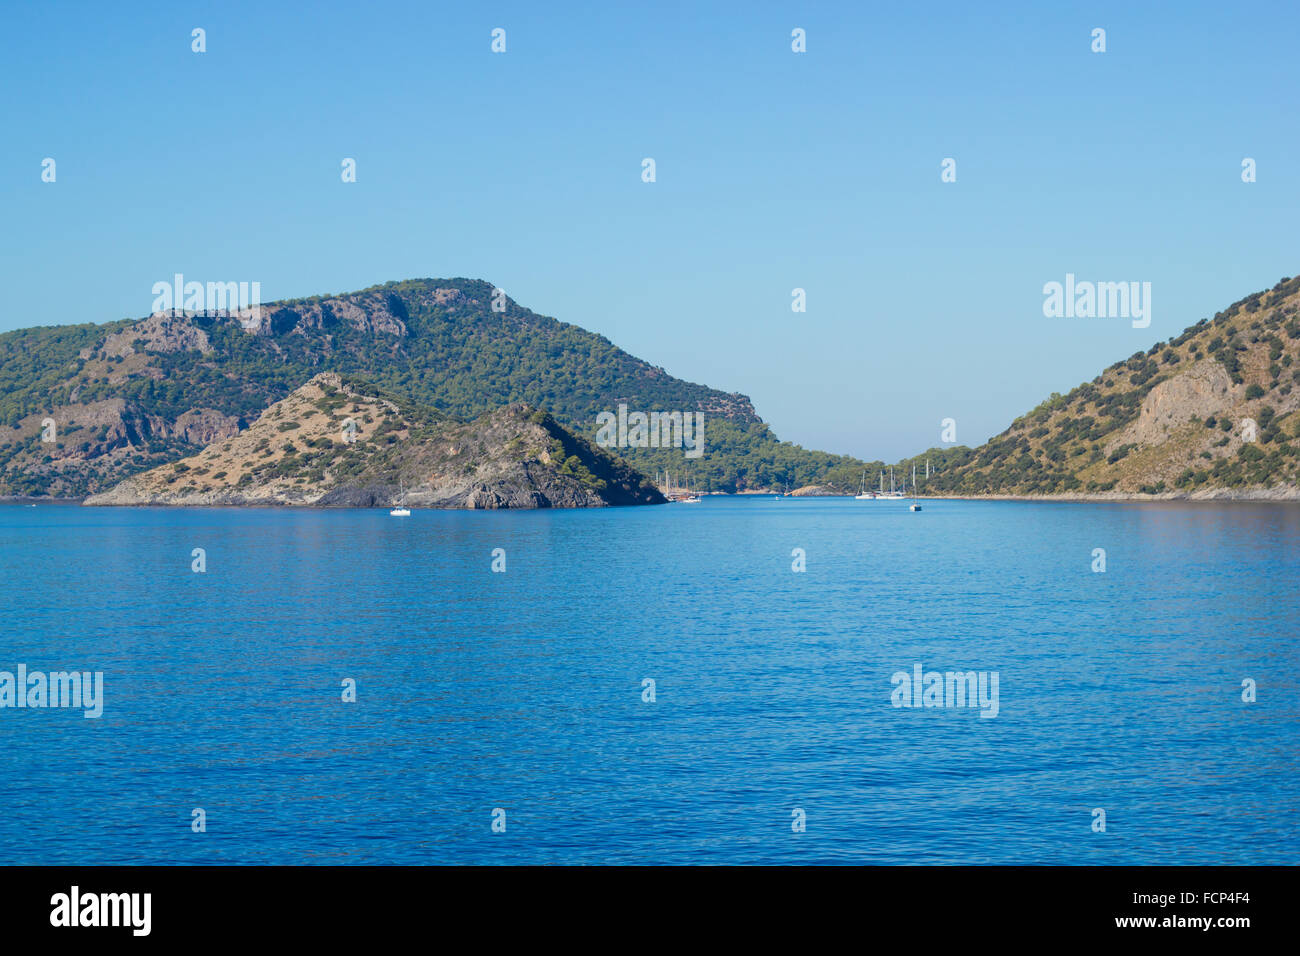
0,497,1296,864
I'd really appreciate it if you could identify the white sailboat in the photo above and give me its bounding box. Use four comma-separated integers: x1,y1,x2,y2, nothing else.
390,479,411,516
854,469,874,500
879,465,904,500
668,469,701,503
909,462,922,512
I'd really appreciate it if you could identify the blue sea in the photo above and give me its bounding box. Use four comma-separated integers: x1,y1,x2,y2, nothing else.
0,497,1296,865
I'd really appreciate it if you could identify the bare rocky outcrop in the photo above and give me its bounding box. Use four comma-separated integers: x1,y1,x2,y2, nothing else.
96,312,212,357
166,409,242,446
430,287,465,307
1112,360,1241,450
230,292,409,338
791,484,837,496
0,398,242,499
85,373,664,509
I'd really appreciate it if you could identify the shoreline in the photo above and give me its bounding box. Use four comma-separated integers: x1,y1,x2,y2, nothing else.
926,491,1300,503
0,497,85,505
789,489,1300,503
7,489,1300,507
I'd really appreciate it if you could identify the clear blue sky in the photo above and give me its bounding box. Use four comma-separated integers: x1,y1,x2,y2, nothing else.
3,1,1298,459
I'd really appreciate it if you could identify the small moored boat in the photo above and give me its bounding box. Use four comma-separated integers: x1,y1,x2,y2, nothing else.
391,479,411,516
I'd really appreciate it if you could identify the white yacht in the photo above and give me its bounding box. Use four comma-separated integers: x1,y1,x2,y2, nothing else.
878,466,904,500
854,469,875,500
390,479,411,516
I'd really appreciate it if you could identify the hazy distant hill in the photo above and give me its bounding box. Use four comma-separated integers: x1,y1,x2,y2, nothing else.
913,275,1300,497
0,278,866,497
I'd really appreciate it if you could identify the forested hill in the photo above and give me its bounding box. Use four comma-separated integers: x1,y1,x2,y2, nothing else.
0,278,868,497
909,274,1300,497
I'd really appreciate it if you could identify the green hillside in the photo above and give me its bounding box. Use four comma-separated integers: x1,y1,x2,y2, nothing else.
0,278,869,497
917,275,1300,496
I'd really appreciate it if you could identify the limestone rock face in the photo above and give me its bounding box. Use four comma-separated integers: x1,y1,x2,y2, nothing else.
239,292,410,338
98,312,212,357
790,485,836,496
1114,361,1241,449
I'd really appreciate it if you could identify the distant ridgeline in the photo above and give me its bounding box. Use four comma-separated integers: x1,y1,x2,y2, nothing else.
0,279,873,497
5,274,1298,500
917,275,1300,496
